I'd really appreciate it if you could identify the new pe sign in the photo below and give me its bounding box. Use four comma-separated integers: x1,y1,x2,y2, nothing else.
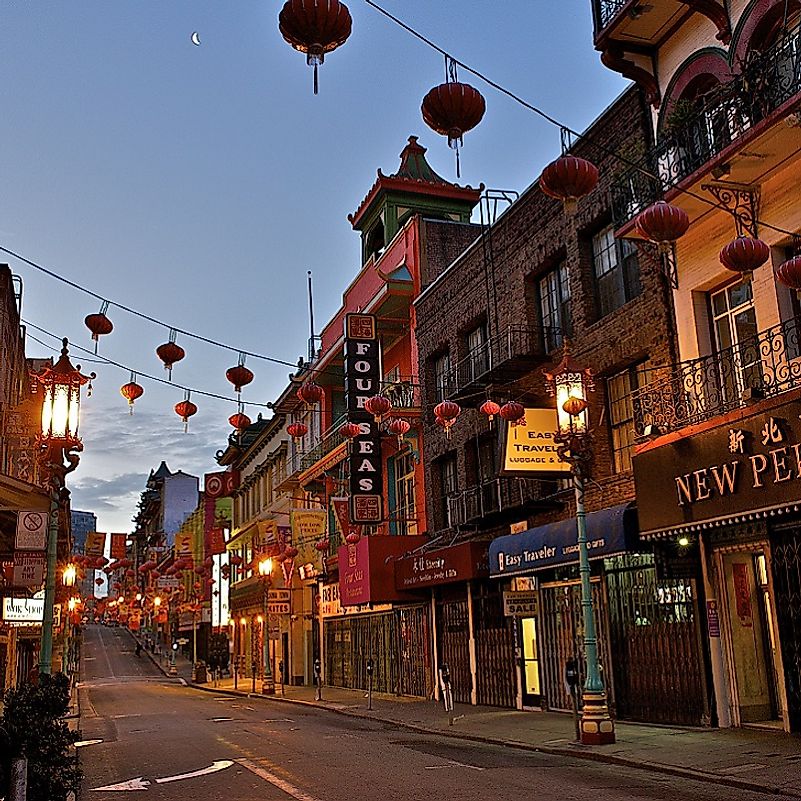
503,409,570,474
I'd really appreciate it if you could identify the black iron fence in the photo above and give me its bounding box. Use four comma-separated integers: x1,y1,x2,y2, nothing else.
632,316,801,437
612,27,801,225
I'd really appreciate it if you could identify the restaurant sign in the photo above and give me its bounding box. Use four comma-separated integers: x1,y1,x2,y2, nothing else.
343,313,384,523
394,541,488,590
634,400,801,535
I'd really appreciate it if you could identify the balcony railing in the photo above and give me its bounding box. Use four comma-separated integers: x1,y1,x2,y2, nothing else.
299,412,348,474
381,376,421,410
632,316,801,437
612,28,801,226
593,0,629,31
444,326,557,401
446,477,552,527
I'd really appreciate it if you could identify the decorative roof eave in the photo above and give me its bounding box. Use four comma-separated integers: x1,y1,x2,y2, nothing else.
349,174,483,230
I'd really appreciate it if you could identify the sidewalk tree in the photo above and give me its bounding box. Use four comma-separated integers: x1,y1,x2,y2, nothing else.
1,672,82,801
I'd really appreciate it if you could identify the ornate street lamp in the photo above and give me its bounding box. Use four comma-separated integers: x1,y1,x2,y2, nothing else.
35,339,95,675
544,345,615,745
62,563,77,588
258,556,275,695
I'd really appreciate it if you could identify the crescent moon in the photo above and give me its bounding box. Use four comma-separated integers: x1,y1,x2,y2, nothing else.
191,31,201,46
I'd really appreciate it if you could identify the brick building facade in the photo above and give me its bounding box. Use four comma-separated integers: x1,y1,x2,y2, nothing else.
410,86,710,725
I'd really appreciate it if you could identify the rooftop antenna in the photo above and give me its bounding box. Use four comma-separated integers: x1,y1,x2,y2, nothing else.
307,270,319,362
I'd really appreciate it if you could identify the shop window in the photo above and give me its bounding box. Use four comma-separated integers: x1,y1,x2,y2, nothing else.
607,362,649,473
592,225,641,318
538,262,571,352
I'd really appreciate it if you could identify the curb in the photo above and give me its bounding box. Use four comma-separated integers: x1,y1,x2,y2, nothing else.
183,681,800,799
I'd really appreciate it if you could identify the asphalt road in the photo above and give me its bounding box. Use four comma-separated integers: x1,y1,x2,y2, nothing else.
78,625,790,801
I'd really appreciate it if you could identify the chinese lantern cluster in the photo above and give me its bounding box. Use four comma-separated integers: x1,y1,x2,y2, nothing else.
432,397,526,436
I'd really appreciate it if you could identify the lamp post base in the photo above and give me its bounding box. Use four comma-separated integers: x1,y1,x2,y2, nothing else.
261,678,275,695
580,690,615,745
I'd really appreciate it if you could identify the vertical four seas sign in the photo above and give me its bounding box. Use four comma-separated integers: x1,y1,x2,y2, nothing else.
344,313,384,524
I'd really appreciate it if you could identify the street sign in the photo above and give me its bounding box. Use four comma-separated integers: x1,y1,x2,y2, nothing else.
503,590,539,617
13,551,46,588
15,510,48,550
176,637,189,645
267,589,290,603
267,601,290,615
156,577,180,589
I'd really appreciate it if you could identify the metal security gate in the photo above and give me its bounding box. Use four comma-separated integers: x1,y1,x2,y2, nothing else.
605,555,708,726
539,580,613,713
473,588,516,708
437,597,471,704
324,606,430,696
770,525,801,732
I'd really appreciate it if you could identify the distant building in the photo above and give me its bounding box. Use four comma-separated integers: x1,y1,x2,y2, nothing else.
133,461,199,549
71,509,98,599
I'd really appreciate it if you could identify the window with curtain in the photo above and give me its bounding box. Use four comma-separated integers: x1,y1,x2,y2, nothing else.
592,225,641,318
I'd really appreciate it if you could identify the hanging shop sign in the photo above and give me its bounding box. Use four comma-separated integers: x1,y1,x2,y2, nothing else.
175,532,193,560
634,399,801,536
13,551,46,588
3,593,45,624
204,470,240,499
110,533,127,560
84,531,106,557
320,582,343,617
502,590,539,617
503,408,571,474
343,313,384,523
157,576,181,589
394,541,488,590
15,510,48,550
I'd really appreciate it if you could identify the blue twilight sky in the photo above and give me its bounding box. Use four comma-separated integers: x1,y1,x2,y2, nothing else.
0,1,626,533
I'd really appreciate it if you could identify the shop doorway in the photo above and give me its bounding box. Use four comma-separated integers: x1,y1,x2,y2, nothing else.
520,616,541,707
720,551,782,725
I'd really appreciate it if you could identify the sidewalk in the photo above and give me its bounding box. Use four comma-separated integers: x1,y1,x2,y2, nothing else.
137,640,801,797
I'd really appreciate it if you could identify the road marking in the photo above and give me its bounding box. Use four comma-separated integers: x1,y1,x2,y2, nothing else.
74,739,103,748
210,717,235,722
424,759,484,772
264,718,295,723
85,657,97,661
178,678,187,686
90,777,150,791
155,759,234,784
238,759,322,801
112,714,142,719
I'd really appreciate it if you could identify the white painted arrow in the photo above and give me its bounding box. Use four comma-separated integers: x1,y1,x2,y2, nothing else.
74,738,103,748
155,760,234,784
90,777,150,791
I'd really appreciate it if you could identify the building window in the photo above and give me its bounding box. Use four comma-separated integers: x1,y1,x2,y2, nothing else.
392,451,417,536
433,351,451,402
438,453,458,530
538,263,571,352
592,225,641,318
465,323,489,380
607,363,649,473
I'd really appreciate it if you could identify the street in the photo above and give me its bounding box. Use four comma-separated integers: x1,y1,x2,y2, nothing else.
78,625,791,801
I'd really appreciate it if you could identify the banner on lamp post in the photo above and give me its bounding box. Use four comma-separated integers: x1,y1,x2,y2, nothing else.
84,532,106,557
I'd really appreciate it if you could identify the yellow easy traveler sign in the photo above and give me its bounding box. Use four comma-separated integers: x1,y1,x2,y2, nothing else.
503,408,570,474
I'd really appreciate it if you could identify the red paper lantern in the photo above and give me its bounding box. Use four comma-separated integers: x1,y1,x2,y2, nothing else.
285,546,299,559
775,255,801,291
287,421,308,440
315,539,330,552
339,421,361,439
539,155,599,213
120,379,144,414
387,417,411,445
150,570,161,580
499,400,526,424
279,0,352,94
422,81,486,169
95,556,108,568
635,200,690,250
95,577,104,586
85,311,113,349
156,341,185,378
297,381,324,406
719,236,770,277
480,399,501,423
229,411,251,432
365,394,392,422
229,554,243,566
226,364,254,393
345,531,360,545
434,400,461,421
175,399,197,432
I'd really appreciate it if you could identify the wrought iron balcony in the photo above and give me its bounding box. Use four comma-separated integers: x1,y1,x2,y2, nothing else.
611,27,801,226
446,477,553,527
381,376,421,411
593,0,629,30
299,412,348,474
444,326,557,403
632,316,801,438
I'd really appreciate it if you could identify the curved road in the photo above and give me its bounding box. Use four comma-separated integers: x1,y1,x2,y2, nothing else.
78,625,787,800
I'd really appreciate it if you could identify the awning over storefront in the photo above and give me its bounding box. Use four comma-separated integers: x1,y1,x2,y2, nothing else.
489,503,638,578
394,541,488,591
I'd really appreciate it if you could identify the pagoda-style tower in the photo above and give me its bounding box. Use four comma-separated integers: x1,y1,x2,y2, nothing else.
348,136,482,266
